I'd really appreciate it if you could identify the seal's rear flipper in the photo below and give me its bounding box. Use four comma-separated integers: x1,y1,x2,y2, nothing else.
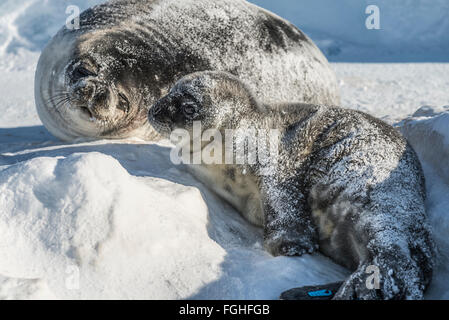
280,282,344,300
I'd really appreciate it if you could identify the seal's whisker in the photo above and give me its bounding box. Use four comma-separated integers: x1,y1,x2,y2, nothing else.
48,96,69,105
48,96,71,109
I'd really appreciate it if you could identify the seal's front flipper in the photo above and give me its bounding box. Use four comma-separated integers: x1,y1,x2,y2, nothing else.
280,282,344,300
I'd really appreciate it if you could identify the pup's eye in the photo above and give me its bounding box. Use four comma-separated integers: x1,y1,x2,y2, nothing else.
182,101,197,118
73,66,96,80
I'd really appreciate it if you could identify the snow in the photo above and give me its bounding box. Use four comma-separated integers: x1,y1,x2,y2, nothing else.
397,106,449,185
0,0,448,299
335,64,449,123
0,0,101,54
0,149,231,299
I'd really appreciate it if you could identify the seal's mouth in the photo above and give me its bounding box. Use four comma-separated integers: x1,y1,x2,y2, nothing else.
79,106,93,118
148,105,173,137
149,114,173,137
69,83,131,122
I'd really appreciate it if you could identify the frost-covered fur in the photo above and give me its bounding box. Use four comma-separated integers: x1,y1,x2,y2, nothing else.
35,0,339,141
149,71,436,300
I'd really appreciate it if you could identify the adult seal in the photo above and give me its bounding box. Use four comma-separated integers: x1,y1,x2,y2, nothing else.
149,71,436,300
35,0,340,141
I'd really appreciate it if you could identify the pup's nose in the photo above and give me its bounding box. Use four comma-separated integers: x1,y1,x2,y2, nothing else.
152,103,162,116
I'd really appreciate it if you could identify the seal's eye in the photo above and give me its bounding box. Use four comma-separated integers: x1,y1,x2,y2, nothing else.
73,66,96,80
117,92,130,113
182,101,198,118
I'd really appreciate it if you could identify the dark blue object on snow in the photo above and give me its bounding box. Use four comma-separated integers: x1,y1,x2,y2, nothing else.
280,282,344,300
308,289,333,297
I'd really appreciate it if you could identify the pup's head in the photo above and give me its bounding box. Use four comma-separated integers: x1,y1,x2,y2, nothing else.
148,71,258,138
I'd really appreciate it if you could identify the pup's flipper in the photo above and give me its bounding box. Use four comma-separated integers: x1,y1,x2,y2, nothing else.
280,282,344,300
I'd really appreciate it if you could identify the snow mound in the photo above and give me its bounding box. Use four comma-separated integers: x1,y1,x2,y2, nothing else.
0,144,347,299
0,152,225,299
397,105,449,186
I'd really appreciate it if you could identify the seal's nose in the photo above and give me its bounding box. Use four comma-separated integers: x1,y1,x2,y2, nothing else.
73,81,95,101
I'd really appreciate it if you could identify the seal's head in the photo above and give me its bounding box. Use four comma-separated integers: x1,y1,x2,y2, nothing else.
149,71,259,138
35,20,161,141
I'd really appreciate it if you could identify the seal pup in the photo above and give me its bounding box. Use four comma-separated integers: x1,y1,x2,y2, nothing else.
35,0,340,141
149,71,436,300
